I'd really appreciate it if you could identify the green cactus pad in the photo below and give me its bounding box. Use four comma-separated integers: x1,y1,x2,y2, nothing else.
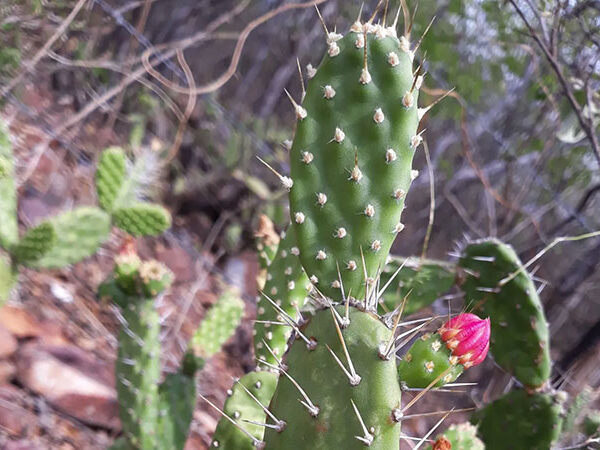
211,371,279,449
0,120,18,250
263,306,402,449
112,203,171,237
380,256,456,315
109,437,131,450
458,239,551,388
288,27,420,300
0,253,17,303
96,146,127,212
582,411,600,437
397,332,464,388
563,386,593,434
157,370,197,450
428,422,485,450
12,222,56,265
115,296,161,449
27,207,111,268
191,289,245,358
255,229,309,366
472,389,563,450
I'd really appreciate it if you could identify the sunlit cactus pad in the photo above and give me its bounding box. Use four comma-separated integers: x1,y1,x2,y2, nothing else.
289,23,421,300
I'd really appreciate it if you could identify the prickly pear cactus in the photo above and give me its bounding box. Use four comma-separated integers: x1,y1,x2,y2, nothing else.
397,313,489,388
458,239,551,389
380,256,456,315
96,146,127,212
0,253,16,302
211,371,279,449
582,411,600,438
255,214,280,272
11,222,56,265
263,306,402,449
471,389,564,450
28,207,111,268
255,228,309,365
429,422,485,450
112,203,171,237
191,289,245,359
288,21,421,301
0,120,17,250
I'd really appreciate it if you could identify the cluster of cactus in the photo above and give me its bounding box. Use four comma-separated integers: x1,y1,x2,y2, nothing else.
100,242,245,449
204,4,597,450
0,121,171,303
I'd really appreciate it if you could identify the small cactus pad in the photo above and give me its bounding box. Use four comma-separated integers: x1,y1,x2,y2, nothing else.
211,371,279,449
115,295,162,449
428,423,485,450
289,25,420,300
0,253,17,303
472,389,563,450
380,256,456,315
263,306,402,449
255,229,309,365
563,386,594,434
397,332,464,388
112,203,171,237
458,238,551,388
96,146,127,212
12,222,56,265
582,411,600,437
192,289,245,358
157,370,197,450
0,120,17,249
28,207,111,268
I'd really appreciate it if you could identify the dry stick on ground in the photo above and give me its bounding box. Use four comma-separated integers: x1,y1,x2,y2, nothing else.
0,0,89,98
508,0,600,168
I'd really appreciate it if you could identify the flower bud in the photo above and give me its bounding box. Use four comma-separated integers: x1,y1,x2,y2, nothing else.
438,313,490,369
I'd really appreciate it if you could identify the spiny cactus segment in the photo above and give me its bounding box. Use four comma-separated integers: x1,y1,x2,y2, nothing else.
458,238,551,389
471,389,564,450
0,119,17,250
28,207,112,269
254,228,309,366
288,14,422,301
112,203,172,237
380,256,456,315
11,222,56,265
210,371,279,449
397,313,490,388
428,422,485,450
191,289,245,359
263,306,403,449
96,146,127,212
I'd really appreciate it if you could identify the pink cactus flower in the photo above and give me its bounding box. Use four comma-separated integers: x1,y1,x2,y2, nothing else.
438,313,491,369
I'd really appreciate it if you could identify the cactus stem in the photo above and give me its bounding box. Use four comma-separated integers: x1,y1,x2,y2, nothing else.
233,377,285,429
199,392,264,447
260,359,319,417
350,399,374,446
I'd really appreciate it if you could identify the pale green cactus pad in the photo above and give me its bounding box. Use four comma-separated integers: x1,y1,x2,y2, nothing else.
0,120,17,250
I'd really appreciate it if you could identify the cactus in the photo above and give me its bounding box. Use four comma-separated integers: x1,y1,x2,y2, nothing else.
471,389,564,450
255,214,281,272
380,256,456,315
397,313,490,388
582,411,600,437
288,19,421,301
112,203,171,237
191,289,245,359
96,146,127,212
211,371,279,449
254,228,309,366
428,422,485,450
11,222,56,265
0,253,16,302
104,247,243,449
458,239,551,389
263,306,403,449
0,120,18,250
27,207,112,268
563,386,594,434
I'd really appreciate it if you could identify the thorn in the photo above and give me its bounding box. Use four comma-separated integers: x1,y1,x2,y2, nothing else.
351,399,374,446
329,307,361,385
284,88,307,120
392,4,402,30
413,409,453,450
234,377,286,431
380,298,407,360
407,0,420,36
242,418,285,432
256,156,293,190
199,392,263,447
314,4,329,35
377,258,408,301
394,318,434,349
414,15,435,54
401,367,454,414
296,58,306,102
326,344,361,386
419,86,456,121
260,291,316,350
383,0,389,26
335,261,350,327
260,360,320,417
400,407,474,420
471,255,495,262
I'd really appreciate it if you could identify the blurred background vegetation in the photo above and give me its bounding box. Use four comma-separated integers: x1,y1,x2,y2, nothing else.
0,0,599,448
